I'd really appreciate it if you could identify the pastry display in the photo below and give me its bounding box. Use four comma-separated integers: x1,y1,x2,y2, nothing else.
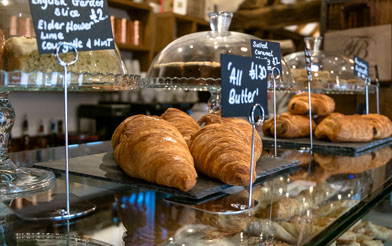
315,113,392,142
2,36,125,75
315,113,373,142
111,114,197,191
262,112,316,138
149,61,221,79
256,197,303,220
362,114,392,139
288,92,335,116
189,116,262,186
161,108,200,146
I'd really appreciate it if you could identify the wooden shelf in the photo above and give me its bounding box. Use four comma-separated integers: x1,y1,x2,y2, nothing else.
116,43,150,52
108,4,209,72
158,12,209,25
107,0,151,11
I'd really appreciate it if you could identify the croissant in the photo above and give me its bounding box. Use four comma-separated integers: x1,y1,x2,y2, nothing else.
199,113,262,152
190,116,262,186
361,114,392,139
315,113,373,142
161,108,200,146
112,115,197,191
262,112,316,138
288,92,335,116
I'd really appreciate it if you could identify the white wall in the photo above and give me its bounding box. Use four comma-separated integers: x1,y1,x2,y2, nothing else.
9,92,102,138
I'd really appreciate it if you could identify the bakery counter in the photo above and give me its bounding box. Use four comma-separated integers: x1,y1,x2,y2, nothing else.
1,142,392,245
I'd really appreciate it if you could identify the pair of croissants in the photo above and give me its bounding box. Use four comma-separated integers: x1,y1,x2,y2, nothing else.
112,108,262,192
262,92,392,142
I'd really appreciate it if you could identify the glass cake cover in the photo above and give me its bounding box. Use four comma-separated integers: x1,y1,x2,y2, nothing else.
145,12,294,91
284,37,366,93
0,0,134,90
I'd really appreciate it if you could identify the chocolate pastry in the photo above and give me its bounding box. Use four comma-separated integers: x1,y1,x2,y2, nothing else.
362,114,392,139
315,113,373,142
262,112,316,138
288,92,335,116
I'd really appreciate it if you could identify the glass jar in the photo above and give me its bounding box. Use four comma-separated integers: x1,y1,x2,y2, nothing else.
0,0,127,76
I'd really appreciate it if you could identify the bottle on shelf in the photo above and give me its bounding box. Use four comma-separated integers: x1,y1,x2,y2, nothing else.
48,120,57,147
21,114,30,151
36,120,47,149
57,120,64,146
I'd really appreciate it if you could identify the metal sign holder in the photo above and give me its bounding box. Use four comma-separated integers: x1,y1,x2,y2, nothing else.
364,76,371,115
37,42,97,220
270,67,282,157
375,65,380,114
248,104,265,209
304,46,313,151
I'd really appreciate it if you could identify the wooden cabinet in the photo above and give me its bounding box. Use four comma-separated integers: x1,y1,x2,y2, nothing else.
153,12,210,53
107,1,210,73
107,0,154,72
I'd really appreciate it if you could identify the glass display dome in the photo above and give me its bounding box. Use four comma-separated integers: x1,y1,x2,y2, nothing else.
145,12,295,92
284,37,367,93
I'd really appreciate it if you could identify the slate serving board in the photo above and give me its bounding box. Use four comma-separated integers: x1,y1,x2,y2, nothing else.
34,152,299,200
262,135,392,155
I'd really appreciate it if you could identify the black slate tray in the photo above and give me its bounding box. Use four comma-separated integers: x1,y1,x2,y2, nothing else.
34,152,299,200
262,135,392,155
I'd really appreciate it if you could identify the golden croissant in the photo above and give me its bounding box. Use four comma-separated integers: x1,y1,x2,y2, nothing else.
161,107,200,146
191,114,262,186
112,115,197,191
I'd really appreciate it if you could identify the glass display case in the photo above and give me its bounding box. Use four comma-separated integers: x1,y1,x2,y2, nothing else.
0,142,391,246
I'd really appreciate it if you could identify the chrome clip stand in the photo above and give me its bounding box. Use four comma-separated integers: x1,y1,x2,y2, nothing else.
49,42,96,220
270,67,281,157
304,46,313,151
375,65,380,114
55,42,78,216
364,76,371,115
248,104,265,209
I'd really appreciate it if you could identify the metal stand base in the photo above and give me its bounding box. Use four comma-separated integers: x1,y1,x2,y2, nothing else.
10,192,96,221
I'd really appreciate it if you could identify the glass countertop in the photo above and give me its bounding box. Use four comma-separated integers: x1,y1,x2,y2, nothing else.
1,141,392,245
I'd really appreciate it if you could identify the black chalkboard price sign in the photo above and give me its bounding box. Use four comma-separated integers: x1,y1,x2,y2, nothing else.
354,56,369,80
221,54,268,118
29,0,114,54
251,39,282,74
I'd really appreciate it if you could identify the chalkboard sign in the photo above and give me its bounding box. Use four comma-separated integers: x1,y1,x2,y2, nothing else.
29,0,114,54
251,39,282,74
354,56,369,80
221,54,268,118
